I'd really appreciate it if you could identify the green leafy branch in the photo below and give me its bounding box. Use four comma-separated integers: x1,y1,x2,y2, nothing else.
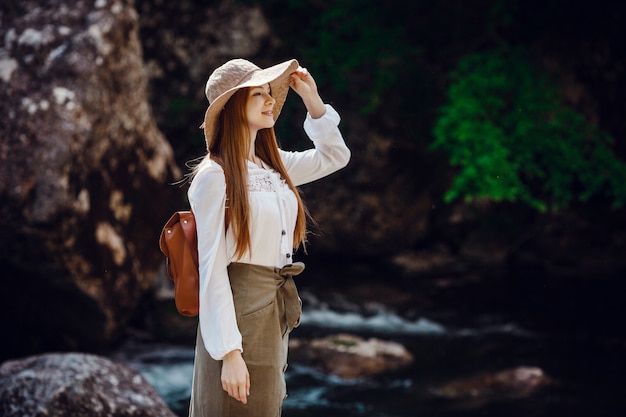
432,49,626,211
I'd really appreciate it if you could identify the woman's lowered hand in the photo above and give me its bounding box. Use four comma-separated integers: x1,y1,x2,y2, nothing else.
221,349,250,404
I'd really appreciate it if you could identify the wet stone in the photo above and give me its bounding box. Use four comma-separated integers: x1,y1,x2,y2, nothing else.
0,352,176,417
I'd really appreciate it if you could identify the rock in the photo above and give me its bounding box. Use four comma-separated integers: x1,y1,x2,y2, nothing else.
0,352,176,417
429,366,551,407
289,333,414,379
0,0,180,359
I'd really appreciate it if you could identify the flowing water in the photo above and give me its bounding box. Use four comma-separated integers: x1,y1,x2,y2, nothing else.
113,269,626,417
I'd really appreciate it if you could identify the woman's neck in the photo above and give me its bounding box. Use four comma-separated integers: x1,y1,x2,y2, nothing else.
247,129,258,162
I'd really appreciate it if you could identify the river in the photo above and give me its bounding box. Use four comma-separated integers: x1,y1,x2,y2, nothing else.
112,266,626,416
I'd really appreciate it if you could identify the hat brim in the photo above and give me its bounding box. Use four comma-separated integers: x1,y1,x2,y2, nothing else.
202,59,299,149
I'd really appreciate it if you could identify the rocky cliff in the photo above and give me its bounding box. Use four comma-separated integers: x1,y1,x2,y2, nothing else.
0,0,179,359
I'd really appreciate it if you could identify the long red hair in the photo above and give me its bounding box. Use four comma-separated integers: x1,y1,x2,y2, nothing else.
200,87,308,259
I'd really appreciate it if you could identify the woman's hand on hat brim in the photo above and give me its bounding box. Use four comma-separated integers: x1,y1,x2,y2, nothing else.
290,67,326,118
289,67,317,95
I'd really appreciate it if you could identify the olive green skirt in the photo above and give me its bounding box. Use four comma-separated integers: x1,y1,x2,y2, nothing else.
188,262,304,417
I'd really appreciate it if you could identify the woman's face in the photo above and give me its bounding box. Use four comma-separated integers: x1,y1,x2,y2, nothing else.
245,84,276,134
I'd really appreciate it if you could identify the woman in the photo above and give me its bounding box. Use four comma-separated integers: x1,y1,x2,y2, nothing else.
187,58,350,417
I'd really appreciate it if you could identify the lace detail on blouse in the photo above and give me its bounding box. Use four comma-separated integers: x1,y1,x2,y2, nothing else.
248,172,289,192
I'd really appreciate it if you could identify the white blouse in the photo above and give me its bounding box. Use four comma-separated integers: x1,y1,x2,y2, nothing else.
188,104,350,360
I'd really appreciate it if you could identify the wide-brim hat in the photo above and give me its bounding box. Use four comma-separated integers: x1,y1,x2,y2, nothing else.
201,58,299,150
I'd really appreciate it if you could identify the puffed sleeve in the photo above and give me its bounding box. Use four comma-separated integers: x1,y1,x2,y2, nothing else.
279,104,351,186
188,160,242,360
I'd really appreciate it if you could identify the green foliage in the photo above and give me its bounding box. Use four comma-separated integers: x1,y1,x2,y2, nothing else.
432,49,626,211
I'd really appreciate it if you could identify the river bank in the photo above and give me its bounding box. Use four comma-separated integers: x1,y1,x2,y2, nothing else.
112,262,626,417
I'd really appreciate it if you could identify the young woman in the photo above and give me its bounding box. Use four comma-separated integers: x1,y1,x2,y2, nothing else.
187,58,350,416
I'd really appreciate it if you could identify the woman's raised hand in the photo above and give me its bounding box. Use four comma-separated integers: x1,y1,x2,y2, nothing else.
290,66,326,119
289,66,318,96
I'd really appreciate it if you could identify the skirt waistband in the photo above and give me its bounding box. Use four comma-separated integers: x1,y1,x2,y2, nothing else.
228,262,305,332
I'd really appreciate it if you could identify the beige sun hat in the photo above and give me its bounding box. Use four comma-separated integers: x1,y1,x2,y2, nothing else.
200,58,299,149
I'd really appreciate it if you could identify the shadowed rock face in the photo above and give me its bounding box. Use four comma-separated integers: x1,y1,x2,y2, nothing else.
0,0,180,359
0,352,176,417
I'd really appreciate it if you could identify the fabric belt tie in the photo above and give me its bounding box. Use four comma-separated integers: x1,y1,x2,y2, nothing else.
275,262,305,332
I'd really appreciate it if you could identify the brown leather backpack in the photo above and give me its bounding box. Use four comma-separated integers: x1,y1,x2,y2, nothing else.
159,211,199,317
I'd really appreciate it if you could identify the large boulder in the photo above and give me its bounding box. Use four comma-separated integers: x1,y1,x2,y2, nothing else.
0,352,176,417
0,0,180,360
